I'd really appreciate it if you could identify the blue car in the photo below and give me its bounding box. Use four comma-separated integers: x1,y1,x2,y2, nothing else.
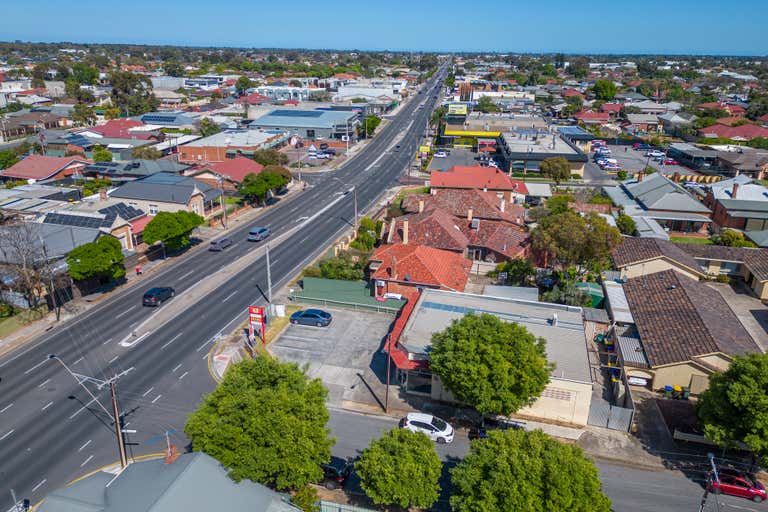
290,309,332,327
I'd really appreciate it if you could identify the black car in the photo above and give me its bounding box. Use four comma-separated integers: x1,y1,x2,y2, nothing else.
142,287,175,307
468,417,524,440
321,456,353,489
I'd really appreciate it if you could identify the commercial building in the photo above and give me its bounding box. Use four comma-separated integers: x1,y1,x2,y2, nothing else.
498,131,588,177
386,289,593,427
178,129,287,164
249,109,359,141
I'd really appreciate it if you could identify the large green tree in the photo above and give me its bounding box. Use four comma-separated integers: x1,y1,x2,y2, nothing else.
142,210,204,251
697,353,768,463
71,63,99,85
239,171,290,205
539,157,571,184
92,145,113,163
235,76,253,96
356,429,442,509
131,145,163,160
713,229,757,248
451,429,611,512
163,61,184,77
476,95,500,113
531,210,621,270
252,148,289,167
592,79,617,100
489,258,535,286
185,358,333,490
66,236,125,281
429,313,552,415
72,104,96,127
109,71,159,115
198,117,222,137
616,213,637,236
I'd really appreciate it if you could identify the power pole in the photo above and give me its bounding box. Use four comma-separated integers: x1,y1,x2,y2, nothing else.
353,186,358,233
698,453,719,512
111,381,128,468
266,243,272,304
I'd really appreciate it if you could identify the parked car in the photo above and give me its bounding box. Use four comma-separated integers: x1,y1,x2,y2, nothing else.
209,237,233,251
708,467,766,502
634,143,653,150
434,151,447,158
399,412,454,444
661,158,679,166
646,150,665,158
290,308,332,327
468,417,525,440
247,226,271,242
142,287,175,307
319,143,329,150
321,457,353,490
323,148,337,155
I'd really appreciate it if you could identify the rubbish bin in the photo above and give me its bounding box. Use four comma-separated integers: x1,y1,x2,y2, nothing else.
664,385,674,398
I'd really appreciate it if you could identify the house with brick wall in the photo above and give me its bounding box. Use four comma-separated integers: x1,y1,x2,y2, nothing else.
402,189,526,226
704,176,768,231
183,156,265,191
427,165,528,203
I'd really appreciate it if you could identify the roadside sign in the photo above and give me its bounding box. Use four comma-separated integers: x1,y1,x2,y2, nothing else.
248,305,265,342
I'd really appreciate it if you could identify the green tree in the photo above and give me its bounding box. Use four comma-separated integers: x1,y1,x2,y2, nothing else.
82,178,111,197
104,106,122,120
71,63,99,85
72,104,96,127
163,61,184,77
235,76,253,96
350,216,380,251
488,258,535,285
545,194,574,215
542,282,592,307
697,353,768,463
92,145,113,163
239,171,290,205
185,358,333,490
142,210,204,251
358,115,381,137
0,149,20,170
429,313,552,415
252,149,289,167
109,71,159,115
748,137,768,150
451,429,611,512
476,95,500,113
592,79,617,100
356,429,441,509
616,170,628,180
261,165,293,181
539,157,571,184
713,229,757,248
131,145,163,160
531,210,621,270
198,117,222,137
616,213,637,235
570,57,589,79
318,252,365,280
66,236,126,281
291,486,319,512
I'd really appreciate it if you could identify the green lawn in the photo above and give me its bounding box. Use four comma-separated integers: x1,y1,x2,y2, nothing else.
0,306,47,338
670,236,713,245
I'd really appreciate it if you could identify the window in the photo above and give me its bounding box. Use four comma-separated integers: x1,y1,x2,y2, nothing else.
191,203,200,214
306,129,315,138
148,204,158,215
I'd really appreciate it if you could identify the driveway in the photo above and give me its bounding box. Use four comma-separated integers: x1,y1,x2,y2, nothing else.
708,281,768,351
427,147,479,173
269,307,395,408
603,145,699,176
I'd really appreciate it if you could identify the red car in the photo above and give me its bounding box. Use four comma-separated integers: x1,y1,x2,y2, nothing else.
708,468,766,502
661,158,679,166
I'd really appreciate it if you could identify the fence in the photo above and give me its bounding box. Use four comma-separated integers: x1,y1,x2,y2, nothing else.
288,295,402,315
319,501,377,512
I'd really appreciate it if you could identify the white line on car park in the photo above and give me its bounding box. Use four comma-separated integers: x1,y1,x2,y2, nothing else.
72,357,84,365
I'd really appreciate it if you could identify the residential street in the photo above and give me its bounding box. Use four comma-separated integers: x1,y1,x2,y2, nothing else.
0,67,449,510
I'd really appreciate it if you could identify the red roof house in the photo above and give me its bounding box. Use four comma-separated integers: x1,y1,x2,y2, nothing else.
699,124,768,141
574,110,611,124
599,103,623,115
562,88,584,98
239,93,273,105
429,165,527,197
697,102,746,117
1,155,90,181
369,244,472,297
402,189,526,226
86,119,157,140
185,156,265,190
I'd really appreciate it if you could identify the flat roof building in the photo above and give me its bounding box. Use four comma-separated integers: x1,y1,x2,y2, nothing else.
249,109,359,141
499,131,588,177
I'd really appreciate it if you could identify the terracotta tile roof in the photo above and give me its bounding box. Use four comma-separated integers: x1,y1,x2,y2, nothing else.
1,155,90,180
675,243,768,281
623,269,759,367
385,292,428,371
402,189,526,226
562,88,584,98
697,102,745,114
612,237,702,273
205,156,264,183
461,219,530,259
699,124,768,141
429,166,528,193
239,93,273,105
89,119,154,140
599,103,623,113
130,215,152,234
574,111,611,122
389,209,469,252
370,244,471,291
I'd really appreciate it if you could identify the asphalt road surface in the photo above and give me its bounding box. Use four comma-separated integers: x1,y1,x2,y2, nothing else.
0,65,449,509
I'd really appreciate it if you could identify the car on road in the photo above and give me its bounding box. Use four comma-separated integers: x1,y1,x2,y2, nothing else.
247,226,271,242
646,150,665,158
633,143,654,151
209,237,233,251
707,467,766,502
434,151,447,158
290,308,332,327
321,457,353,489
661,158,679,166
399,412,454,444
468,416,524,440
142,287,175,307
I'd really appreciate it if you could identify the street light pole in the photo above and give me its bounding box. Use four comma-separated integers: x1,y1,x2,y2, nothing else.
110,381,128,468
217,176,227,229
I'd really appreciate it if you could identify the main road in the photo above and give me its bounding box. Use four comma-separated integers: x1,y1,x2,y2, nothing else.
0,65,449,509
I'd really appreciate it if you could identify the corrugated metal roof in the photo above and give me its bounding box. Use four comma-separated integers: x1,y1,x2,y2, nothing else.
604,281,634,324
617,334,650,368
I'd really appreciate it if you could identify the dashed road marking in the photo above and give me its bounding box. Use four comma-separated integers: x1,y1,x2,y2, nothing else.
78,439,92,452
24,359,48,375
222,290,238,302
72,357,84,365
0,403,13,414
172,364,182,373
0,429,14,441
31,479,46,492
41,401,54,411
179,371,188,380
38,378,51,388
102,338,113,345
161,333,183,350
151,394,162,404
115,305,137,319
108,355,119,364
80,455,94,467
142,387,154,397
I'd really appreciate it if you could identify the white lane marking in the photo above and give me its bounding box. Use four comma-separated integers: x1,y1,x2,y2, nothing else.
72,357,84,365
78,439,92,452
161,332,183,350
31,479,46,492
108,355,119,364
80,455,94,467
102,337,113,345
179,269,195,280
41,401,54,411
115,305,137,319
69,396,99,419
172,364,182,373
178,371,188,380
0,429,14,441
119,332,150,348
0,403,13,414
24,359,48,375
222,290,238,303
142,387,154,397
202,353,209,360
38,378,51,388
151,394,162,404
196,335,219,352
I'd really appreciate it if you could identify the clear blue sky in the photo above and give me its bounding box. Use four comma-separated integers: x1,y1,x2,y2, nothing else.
2,0,766,55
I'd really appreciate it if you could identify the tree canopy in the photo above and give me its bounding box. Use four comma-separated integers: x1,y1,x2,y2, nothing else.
616,213,637,236
476,95,500,113
66,236,125,282
235,76,253,96
185,358,333,490
539,157,571,183
142,210,204,251
713,229,757,248
92,145,113,163
592,79,617,100
163,61,184,77
252,148,289,167
72,104,96,127
488,258,535,286
109,71,159,115
239,171,290,205
451,429,611,512
356,428,442,509
131,145,163,160
697,353,768,463
198,117,221,137
429,313,552,415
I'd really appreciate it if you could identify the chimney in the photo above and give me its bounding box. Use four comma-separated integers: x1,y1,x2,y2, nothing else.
500,198,506,212
402,220,409,245
99,188,107,201
386,218,396,244
732,183,739,199
637,171,644,182
379,220,387,240
467,208,473,221
418,199,424,213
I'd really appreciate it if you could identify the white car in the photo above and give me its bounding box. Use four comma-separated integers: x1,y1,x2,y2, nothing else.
434,151,447,158
399,413,454,444
646,150,665,158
